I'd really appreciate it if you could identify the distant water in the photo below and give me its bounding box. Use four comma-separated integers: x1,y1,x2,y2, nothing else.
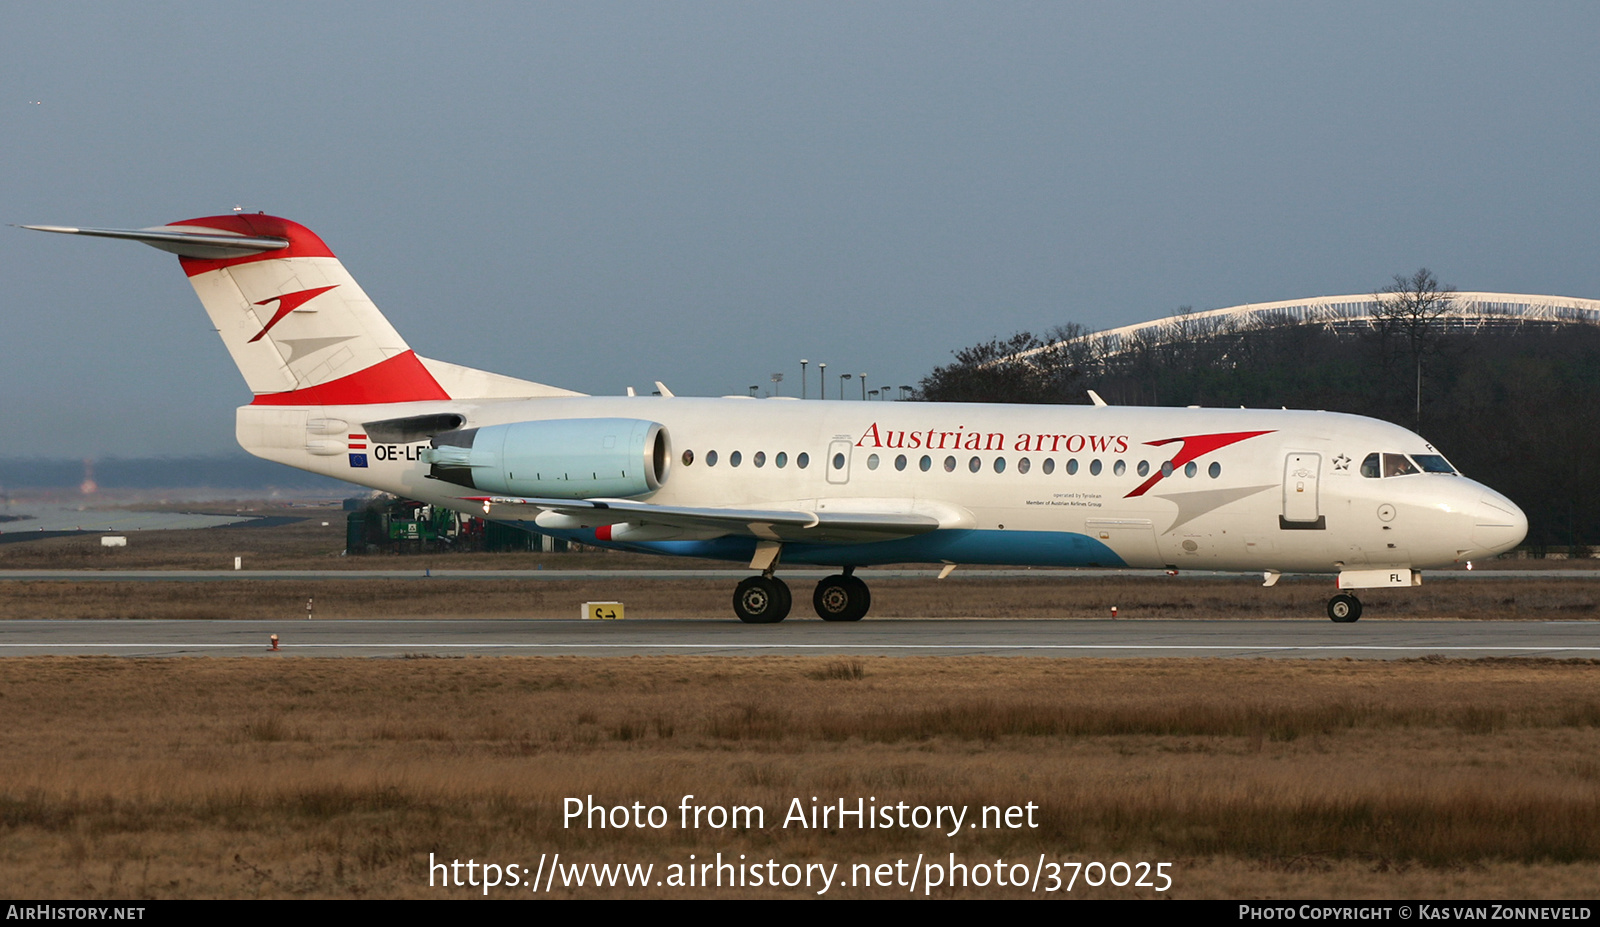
0,504,260,535
0,456,350,491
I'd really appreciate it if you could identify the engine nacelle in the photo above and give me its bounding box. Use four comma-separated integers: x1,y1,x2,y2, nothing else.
424,418,669,499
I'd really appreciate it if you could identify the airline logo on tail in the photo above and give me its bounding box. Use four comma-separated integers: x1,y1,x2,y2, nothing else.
249,285,340,342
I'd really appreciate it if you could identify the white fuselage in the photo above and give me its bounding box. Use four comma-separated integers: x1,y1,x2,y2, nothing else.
238,396,1526,573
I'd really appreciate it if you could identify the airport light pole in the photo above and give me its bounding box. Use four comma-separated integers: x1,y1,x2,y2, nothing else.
771,372,783,397
840,373,851,400
800,359,808,400
860,373,867,401
818,363,826,398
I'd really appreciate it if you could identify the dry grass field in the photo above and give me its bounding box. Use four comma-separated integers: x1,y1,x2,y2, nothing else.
0,573,1597,622
0,657,1598,899
2,507,1599,899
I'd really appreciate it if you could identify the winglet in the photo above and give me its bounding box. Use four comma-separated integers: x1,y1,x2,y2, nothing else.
1087,390,1108,407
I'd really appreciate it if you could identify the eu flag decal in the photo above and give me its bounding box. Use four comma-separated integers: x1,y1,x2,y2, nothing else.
349,453,369,468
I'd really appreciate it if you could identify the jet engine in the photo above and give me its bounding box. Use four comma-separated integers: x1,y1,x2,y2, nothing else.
423,418,669,499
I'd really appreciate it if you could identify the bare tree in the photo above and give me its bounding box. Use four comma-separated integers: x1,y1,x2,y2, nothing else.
914,329,1086,403
1373,268,1457,354
1373,268,1456,428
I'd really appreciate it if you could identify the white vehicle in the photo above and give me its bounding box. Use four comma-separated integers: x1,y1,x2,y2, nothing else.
26,214,1528,623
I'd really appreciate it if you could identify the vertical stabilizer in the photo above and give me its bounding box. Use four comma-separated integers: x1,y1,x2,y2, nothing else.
25,214,584,403
169,214,450,404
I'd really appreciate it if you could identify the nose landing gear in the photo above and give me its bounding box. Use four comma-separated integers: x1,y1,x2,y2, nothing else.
1327,593,1362,623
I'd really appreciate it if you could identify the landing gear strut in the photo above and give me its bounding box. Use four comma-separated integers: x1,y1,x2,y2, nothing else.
733,575,792,623
813,569,871,622
1327,593,1362,623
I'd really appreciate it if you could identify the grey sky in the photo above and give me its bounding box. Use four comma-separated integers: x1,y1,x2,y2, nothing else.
5,2,1599,456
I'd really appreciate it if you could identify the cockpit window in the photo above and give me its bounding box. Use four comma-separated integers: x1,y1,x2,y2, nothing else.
1412,454,1457,474
1362,451,1455,478
1382,453,1419,477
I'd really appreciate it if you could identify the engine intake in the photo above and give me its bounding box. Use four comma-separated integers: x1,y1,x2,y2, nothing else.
424,418,668,499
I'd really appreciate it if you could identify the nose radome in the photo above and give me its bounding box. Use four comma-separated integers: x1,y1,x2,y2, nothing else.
1472,493,1528,555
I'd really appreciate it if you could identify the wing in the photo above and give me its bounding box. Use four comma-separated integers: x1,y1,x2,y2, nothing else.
463,495,942,544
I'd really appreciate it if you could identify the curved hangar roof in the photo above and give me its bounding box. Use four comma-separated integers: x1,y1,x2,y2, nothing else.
1064,292,1600,357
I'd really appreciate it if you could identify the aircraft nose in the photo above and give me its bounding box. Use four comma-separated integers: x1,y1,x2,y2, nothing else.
1471,491,1527,555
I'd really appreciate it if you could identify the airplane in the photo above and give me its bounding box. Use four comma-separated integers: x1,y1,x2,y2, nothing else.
23,213,1528,623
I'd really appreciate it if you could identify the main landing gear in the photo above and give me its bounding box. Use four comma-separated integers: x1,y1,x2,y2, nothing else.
733,575,791,624
1327,593,1363,623
813,569,871,622
731,567,872,624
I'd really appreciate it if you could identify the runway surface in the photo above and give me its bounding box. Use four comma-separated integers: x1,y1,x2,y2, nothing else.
0,568,1593,582
3,617,1597,659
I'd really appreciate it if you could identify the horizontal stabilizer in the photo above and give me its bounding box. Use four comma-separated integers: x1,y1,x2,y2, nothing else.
22,224,289,259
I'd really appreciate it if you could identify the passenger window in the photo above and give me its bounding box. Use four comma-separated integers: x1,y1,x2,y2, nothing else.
1089,459,1102,476
1383,453,1419,477
867,453,879,470
1042,459,1055,475
1360,453,1380,478
944,456,957,472
968,456,981,473
920,455,932,472
832,452,846,470
776,451,788,468
797,452,809,469
895,454,907,471
1017,457,1030,474
1136,460,1149,477
1113,460,1126,477
993,457,1006,473
682,450,695,466
1184,461,1197,478
730,451,742,467
707,450,718,467
1066,459,1079,475
753,451,765,468
1161,461,1173,477
1208,461,1221,479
